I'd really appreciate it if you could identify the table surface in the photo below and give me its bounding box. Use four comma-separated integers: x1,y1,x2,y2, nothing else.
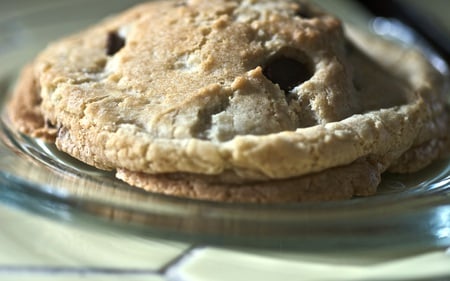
1,1,450,280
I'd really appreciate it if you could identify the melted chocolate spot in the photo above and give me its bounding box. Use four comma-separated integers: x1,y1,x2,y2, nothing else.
106,31,125,56
263,56,312,92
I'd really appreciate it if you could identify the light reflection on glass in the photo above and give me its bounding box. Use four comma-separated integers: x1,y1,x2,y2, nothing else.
371,17,449,75
432,206,450,241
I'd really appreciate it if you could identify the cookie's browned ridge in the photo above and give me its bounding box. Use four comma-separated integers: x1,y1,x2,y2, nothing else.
6,0,450,202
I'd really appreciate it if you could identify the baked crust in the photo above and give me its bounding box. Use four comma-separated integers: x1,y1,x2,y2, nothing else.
6,0,450,202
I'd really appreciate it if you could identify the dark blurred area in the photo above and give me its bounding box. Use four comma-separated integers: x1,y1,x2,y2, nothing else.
355,0,450,63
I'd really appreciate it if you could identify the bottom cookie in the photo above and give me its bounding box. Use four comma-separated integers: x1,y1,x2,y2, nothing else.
116,157,380,203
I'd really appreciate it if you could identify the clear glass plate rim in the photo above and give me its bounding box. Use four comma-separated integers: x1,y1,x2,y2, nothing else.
0,0,449,252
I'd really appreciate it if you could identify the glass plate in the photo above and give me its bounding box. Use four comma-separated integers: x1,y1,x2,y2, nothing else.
0,0,449,252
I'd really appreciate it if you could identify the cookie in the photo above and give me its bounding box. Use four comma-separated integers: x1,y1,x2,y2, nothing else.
7,0,450,202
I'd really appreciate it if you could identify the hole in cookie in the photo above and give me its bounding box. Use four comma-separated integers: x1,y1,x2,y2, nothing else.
106,31,126,56
262,55,313,92
295,5,315,19
45,119,56,129
344,40,358,56
353,78,362,92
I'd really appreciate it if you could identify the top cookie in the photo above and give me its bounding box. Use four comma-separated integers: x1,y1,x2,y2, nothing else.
7,0,450,201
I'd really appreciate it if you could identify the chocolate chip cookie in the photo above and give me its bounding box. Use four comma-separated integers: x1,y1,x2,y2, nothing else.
7,0,450,202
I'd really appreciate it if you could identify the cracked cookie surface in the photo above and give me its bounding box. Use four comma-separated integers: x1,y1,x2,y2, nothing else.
7,0,450,202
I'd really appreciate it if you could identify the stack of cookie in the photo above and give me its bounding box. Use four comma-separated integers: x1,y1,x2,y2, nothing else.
7,0,450,202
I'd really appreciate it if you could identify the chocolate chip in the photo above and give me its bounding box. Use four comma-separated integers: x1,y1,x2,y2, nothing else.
106,31,125,56
263,56,312,92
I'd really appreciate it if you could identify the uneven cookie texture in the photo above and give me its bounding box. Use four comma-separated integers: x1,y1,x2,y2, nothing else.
7,0,450,202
